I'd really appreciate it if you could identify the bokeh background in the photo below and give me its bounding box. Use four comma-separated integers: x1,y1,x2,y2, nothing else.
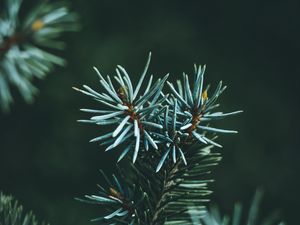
0,0,299,224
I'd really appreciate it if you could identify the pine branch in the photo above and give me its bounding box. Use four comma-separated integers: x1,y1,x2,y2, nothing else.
126,144,221,225
75,53,242,224
199,189,285,225
150,162,180,225
76,171,146,224
0,0,79,111
0,192,49,225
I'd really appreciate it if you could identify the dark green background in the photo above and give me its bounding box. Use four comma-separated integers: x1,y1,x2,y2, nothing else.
0,0,299,224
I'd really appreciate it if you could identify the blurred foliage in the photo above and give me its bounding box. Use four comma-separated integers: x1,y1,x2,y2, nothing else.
199,189,284,225
0,192,48,225
0,0,79,111
0,0,299,225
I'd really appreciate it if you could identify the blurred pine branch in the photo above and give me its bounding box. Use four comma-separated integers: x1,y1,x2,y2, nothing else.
199,189,285,225
0,192,49,225
0,0,79,111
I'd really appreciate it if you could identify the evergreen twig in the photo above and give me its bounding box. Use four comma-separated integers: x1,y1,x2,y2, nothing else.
75,52,242,224
0,0,79,111
0,192,49,225
199,189,285,225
